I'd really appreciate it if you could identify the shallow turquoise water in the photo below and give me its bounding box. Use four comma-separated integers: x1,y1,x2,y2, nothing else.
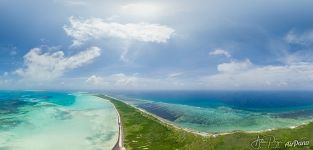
112,91,313,133
0,91,119,150
124,100,310,133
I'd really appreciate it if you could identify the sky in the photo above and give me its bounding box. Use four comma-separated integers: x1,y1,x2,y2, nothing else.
1,0,313,90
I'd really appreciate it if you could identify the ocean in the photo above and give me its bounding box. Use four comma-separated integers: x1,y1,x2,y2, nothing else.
108,90,313,133
0,91,119,150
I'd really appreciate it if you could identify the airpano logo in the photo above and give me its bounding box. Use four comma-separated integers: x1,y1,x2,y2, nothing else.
251,135,310,149
285,139,309,148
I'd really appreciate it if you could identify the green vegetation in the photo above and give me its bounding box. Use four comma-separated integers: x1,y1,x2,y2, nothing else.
98,95,313,150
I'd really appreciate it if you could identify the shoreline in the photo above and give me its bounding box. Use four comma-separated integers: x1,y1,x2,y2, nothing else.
94,94,125,150
102,94,313,138
111,101,125,150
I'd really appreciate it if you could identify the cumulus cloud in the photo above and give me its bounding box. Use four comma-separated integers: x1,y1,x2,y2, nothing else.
64,17,175,46
16,47,101,81
209,49,231,58
203,59,313,89
85,75,105,86
85,73,186,89
86,73,138,88
217,59,253,73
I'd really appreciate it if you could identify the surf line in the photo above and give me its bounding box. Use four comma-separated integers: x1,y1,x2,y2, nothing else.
106,95,125,150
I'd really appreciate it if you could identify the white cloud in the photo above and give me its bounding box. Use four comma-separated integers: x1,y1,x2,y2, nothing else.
285,30,313,45
85,75,106,86
121,3,163,17
217,59,253,73
203,59,313,89
86,73,138,87
168,72,183,78
85,73,186,90
16,47,101,81
64,17,175,47
209,49,231,58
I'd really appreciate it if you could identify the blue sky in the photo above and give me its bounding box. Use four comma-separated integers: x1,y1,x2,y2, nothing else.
1,0,313,90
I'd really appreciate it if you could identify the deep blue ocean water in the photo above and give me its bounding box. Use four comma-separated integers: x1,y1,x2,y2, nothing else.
107,90,313,133
110,90,313,112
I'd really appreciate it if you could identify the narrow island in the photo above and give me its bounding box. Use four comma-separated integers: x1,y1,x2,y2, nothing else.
98,95,313,150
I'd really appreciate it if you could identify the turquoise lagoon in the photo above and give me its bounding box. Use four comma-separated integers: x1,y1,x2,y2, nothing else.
0,91,119,150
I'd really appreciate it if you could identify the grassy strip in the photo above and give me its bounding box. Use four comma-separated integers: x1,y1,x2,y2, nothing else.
98,95,313,150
